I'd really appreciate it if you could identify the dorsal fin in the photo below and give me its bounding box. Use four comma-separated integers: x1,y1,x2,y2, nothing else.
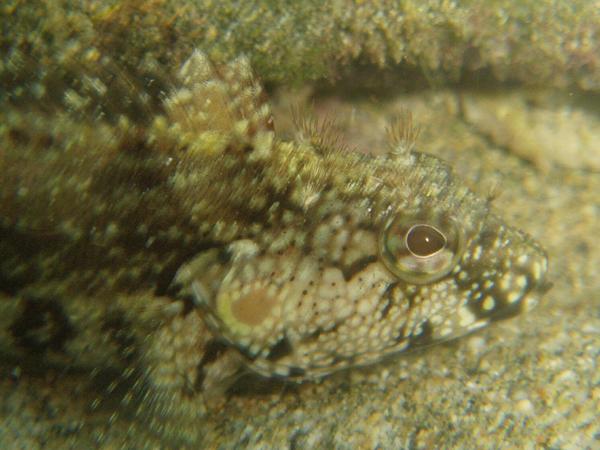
162,50,274,160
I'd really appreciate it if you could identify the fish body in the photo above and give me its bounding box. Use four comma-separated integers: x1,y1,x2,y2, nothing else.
0,51,548,440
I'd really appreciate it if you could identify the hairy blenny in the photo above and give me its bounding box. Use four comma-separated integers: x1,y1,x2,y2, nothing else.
171,51,549,383
0,51,549,442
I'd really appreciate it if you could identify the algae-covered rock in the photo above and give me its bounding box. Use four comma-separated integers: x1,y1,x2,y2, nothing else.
2,0,599,88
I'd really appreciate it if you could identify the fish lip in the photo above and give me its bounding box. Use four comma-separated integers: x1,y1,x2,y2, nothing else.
537,279,554,295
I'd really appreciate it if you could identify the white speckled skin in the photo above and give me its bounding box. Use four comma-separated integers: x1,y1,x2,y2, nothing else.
0,50,549,444
172,52,550,383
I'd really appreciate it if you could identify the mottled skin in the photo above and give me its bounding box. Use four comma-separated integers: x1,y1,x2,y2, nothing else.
0,52,548,443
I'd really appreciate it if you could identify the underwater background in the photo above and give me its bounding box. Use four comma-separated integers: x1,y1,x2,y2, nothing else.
1,1,599,448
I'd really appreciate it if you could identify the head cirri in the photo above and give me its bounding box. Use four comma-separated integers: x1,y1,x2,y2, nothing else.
171,51,549,382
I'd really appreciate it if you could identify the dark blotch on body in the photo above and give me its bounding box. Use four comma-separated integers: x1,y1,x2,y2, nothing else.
10,295,74,354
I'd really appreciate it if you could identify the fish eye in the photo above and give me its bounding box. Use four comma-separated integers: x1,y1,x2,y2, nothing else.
380,213,463,284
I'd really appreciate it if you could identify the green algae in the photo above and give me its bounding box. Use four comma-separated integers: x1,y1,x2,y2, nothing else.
2,0,599,90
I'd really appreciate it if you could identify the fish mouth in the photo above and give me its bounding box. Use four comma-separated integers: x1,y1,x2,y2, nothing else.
515,250,551,313
529,248,551,291
465,245,551,321
516,278,552,314
537,279,554,295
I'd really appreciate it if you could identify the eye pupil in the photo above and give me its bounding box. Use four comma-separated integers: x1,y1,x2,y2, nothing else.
405,224,446,257
381,213,462,284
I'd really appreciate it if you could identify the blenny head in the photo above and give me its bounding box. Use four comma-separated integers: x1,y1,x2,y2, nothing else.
171,51,549,383
177,145,549,383
377,150,549,344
